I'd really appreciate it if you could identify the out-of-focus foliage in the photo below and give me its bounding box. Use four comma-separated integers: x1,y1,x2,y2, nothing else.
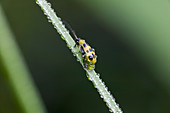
0,0,170,113
0,4,47,113
78,0,170,91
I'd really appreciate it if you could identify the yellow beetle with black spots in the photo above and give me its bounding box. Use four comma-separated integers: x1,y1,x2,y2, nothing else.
63,21,97,70
75,38,97,70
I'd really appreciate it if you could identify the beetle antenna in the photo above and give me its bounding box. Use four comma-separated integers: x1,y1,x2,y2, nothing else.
63,21,78,39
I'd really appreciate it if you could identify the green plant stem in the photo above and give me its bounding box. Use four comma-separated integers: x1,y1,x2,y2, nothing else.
0,4,47,113
36,0,122,112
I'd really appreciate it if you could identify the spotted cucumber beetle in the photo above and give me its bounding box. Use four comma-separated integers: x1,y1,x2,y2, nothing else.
64,21,97,70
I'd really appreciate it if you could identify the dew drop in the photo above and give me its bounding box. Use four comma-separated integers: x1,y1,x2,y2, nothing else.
47,3,51,7
48,19,52,23
76,58,80,62
109,108,113,112
58,17,61,20
86,73,93,81
44,12,47,16
59,21,63,25
35,0,38,3
66,44,70,48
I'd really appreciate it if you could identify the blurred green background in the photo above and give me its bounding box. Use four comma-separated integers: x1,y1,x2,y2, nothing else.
0,0,170,113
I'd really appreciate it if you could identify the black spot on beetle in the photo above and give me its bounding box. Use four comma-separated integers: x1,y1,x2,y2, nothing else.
86,50,89,53
89,56,93,61
81,47,85,54
83,44,87,47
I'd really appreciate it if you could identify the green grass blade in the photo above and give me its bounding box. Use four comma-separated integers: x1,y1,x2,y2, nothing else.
36,0,122,112
0,4,47,113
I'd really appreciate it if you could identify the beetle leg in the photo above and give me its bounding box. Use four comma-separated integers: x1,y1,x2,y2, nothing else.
82,54,86,57
74,51,80,54
82,49,86,57
83,59,86,68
